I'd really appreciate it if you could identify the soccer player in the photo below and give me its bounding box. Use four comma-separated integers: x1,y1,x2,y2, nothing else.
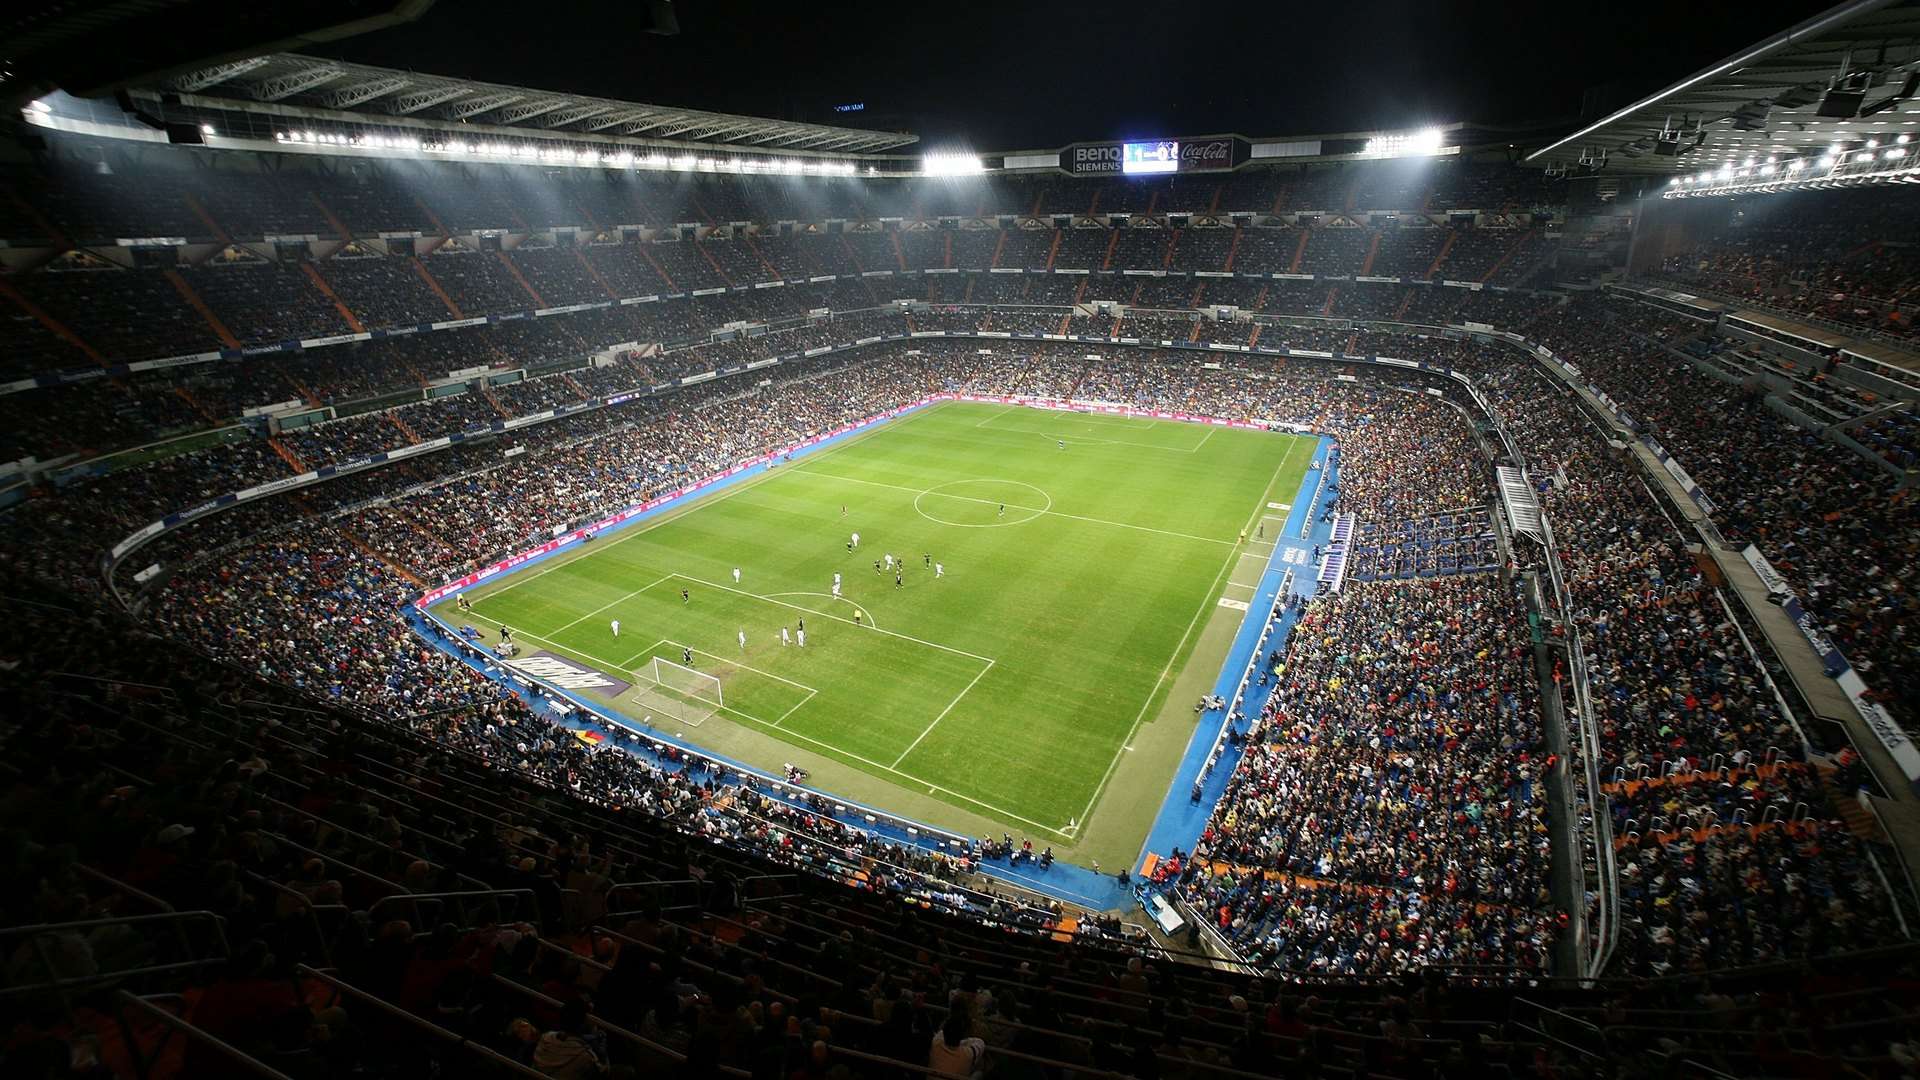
923,553,930,568
1058,439,1065,450
854,611,862,626
831,581,842,599
682,646,693,666
850,531,860,549
780,626,791,647
457,592,471,611
796,627,806,648
997,504,1004,517
841,504,847,517
894,570,903,589
833,572,841,588
738,629,747,651
732,567,741,584
611,619,620,638
681,588,690,605
935,562,945,578
884,553,894,570
873,559,882,575
500,625,512,643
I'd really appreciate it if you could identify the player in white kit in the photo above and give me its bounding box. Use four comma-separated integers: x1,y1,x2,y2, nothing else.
732,567,741,583
611,619,620,637
780,626,791,646
738,629,747,651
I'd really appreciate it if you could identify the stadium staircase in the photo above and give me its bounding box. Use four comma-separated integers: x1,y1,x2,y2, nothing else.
1100,228,1121,271
410,195,450,237
309,191,354,242
1496,465,1545,543
695,238,737,287
740,234,782,281
1359,230,1381,276
283,370,324,409
1426,229,1458,280
1223,226,1241,271
889,230,906,272
988,228,1007,268
495,249,549,307
1316,513,1356,592
1821,765,1886,842
637,243,679,292
1288,229,1310,272
387,412,423,445
478,382,511,419
266,436,307,472
1163,228,1181,270
0,276,109,370
161,270,241,350
1320,287,1339,316
4,186,71,251
298,260,367,333
1044,228,1062,270
170,385,217,425
409,256,464,319
180,192,230,246
1479,229,1535,284
573,247,621,300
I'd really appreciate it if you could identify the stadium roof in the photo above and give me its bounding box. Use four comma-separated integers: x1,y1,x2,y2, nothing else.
1526,0,1920,175
156,53,918,154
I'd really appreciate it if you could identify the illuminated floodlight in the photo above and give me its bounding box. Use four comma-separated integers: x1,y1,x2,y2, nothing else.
1760,164,1775,176
1890,148,1908,159
1363,126,1446,159
27,98,53,114
922,152,984,176
1857,151,1875,162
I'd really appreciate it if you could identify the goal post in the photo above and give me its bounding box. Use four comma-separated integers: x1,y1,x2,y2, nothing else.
642,654,723,708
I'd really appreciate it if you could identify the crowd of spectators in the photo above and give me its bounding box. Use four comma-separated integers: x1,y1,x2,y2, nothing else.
1180,573,1553,975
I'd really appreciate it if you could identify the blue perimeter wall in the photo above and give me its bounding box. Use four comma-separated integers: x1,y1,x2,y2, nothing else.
408,407,1335,914
1132,435,1338,876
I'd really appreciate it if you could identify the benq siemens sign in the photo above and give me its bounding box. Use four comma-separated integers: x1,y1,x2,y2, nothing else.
1062,137,1246,176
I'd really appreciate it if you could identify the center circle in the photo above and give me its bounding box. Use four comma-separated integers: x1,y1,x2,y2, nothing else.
912,479,1053,528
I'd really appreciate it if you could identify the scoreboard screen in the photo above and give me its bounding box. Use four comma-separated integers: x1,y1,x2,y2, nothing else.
1122,141,1179,174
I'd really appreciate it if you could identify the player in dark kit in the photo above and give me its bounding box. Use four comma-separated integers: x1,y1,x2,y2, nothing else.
681,588,690,604
682,646,693,666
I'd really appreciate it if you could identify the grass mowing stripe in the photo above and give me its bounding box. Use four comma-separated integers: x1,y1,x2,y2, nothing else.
435,402,1308,848
1064,431,1310,833
793,468,1239,546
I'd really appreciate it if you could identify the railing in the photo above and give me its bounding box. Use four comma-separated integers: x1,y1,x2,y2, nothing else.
366,887,543,931
296,964,550,1078
116,991,296,1080
1,911,230,1002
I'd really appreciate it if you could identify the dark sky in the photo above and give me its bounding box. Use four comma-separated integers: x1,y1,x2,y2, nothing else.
320,0,1837,150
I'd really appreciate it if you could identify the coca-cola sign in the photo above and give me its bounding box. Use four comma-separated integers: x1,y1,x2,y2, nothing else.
1178,138,1241,171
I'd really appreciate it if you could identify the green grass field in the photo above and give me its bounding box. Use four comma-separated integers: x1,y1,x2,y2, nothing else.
435,401,1311,853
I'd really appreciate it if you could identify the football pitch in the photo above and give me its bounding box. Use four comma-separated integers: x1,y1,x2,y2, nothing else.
434,400,1312,862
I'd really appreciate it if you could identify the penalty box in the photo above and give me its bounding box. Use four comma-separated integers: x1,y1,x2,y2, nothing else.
591,573,994,764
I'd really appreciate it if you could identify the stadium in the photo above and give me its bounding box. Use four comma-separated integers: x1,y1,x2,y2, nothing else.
2,0,1919,1075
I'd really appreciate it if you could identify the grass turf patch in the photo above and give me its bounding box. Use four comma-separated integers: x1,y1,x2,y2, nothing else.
436,401,1310,843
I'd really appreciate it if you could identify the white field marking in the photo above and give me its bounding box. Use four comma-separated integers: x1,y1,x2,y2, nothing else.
467,409,934,604
762,591,878,629
667,641,823,694
799,470,1236,547
890,657,996,767
1069,431,1310,830
912,478,1053,529
667,572,995,665
1222,581,1257,592
975,407,1217,454
466,615,820,733
1217,597,1250,611
546,572,678,637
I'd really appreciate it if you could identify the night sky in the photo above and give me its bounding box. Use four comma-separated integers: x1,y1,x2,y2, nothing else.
319,0,1838,150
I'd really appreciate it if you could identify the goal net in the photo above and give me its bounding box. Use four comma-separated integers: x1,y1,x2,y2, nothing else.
634,654,723,728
